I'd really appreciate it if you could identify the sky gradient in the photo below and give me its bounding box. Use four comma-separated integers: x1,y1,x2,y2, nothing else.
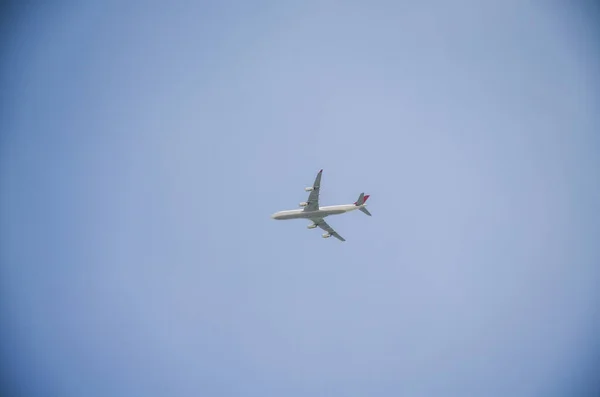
1,2,600,397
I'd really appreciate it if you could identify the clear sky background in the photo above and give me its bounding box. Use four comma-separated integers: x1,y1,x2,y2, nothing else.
1,2,600,397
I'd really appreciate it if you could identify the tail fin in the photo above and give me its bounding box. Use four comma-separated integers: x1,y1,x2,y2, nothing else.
354,193,370,206
354,193,371,216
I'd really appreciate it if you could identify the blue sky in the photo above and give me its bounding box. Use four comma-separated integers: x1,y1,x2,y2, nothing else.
1,2,600,396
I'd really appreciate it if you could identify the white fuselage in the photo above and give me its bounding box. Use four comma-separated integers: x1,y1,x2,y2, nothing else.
271,204,361,220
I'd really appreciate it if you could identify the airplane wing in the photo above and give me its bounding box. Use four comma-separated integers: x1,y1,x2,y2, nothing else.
314,218,346,242
303,169,323,212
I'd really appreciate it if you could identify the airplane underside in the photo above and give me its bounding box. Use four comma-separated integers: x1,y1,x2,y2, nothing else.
272,209,347,220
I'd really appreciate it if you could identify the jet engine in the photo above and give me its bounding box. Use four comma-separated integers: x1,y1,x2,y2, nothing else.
322,233,331,238
307,223,317,229
305,187,314,192
299,202,308,207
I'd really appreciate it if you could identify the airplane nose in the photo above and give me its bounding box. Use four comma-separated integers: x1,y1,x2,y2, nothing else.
271,213,277,219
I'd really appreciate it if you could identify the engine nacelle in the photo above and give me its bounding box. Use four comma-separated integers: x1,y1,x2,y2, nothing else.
305,187,314,192
299,202,308,207
322,233,331,238
307,223,317,229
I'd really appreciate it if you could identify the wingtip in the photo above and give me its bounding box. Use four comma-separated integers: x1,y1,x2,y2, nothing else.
319,169,323,173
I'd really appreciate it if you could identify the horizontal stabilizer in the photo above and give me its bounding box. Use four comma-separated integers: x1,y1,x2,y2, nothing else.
359,207,372,216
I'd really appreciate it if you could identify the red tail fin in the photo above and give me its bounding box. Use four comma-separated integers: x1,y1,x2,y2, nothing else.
354,193,370,206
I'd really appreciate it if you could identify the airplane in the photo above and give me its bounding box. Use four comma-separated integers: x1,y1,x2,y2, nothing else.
270,169,371,241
